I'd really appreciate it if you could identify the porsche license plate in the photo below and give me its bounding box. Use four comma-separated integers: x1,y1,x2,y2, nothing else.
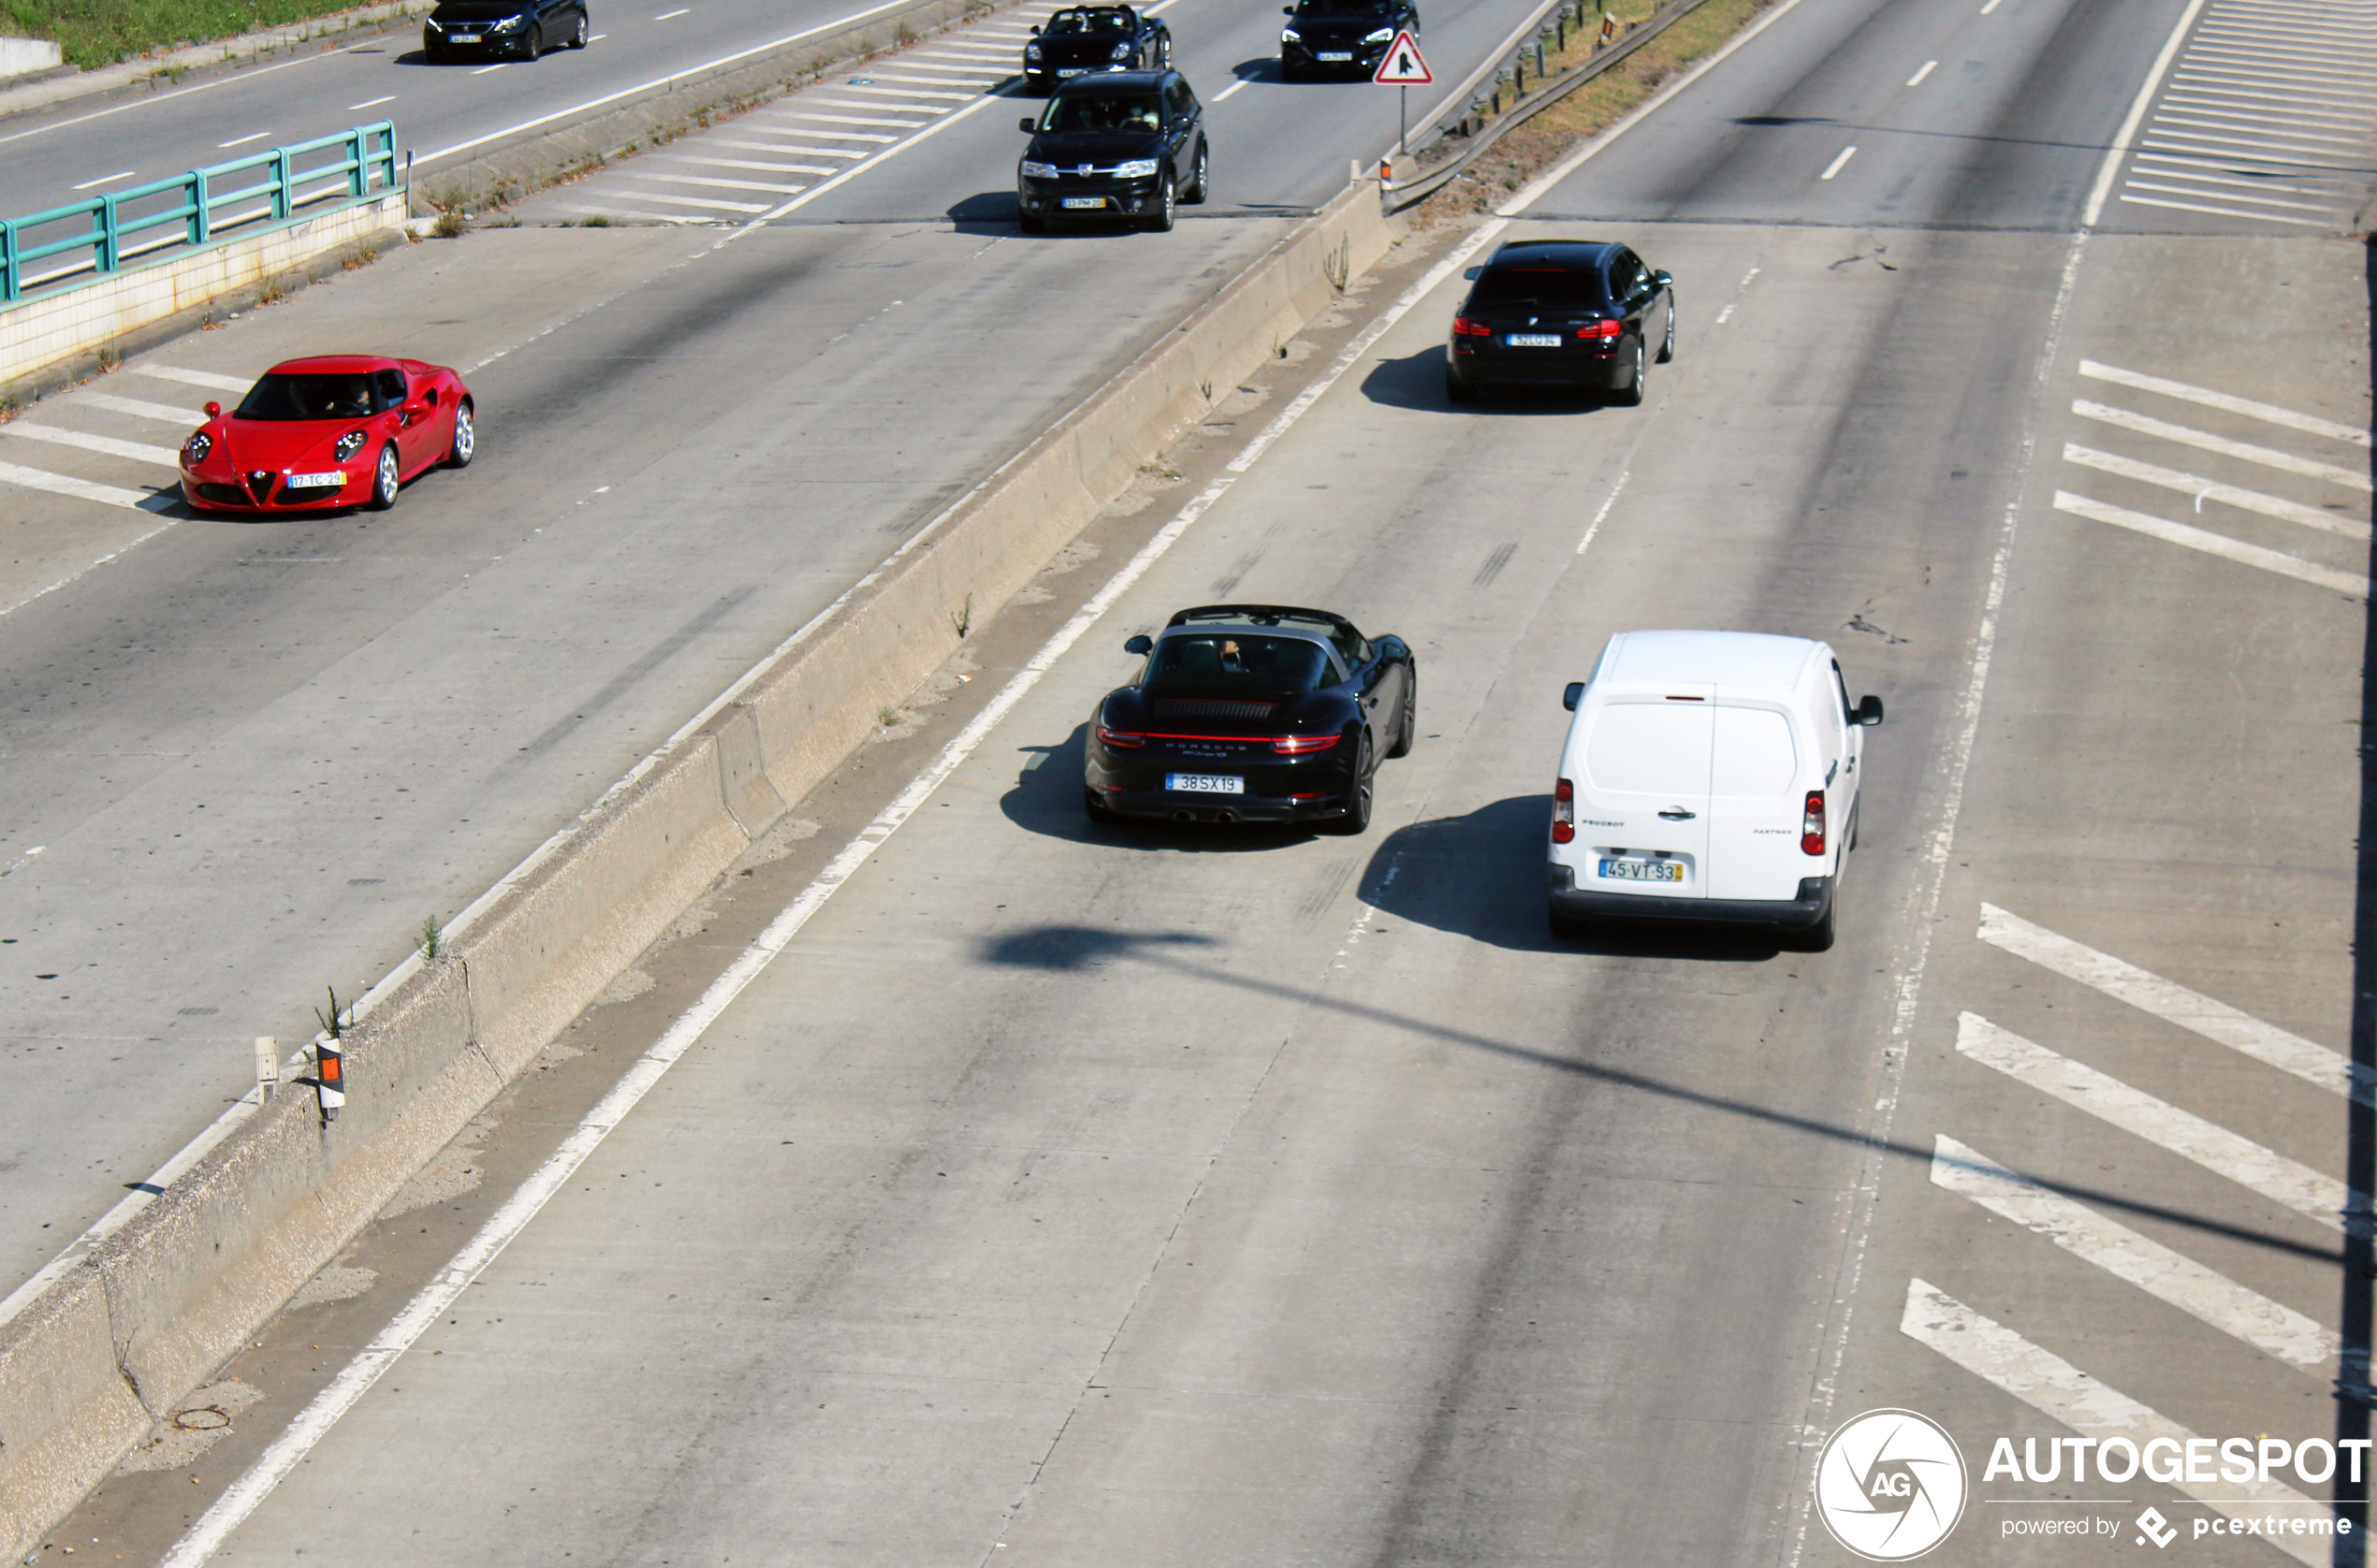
1057,66,1086,76
1506,333,1563,348
1600,858,1683,882
1166,773,1244,794
284,471,345,488
1318,50,1353,60
450,32,481,41
1062,196,1106,209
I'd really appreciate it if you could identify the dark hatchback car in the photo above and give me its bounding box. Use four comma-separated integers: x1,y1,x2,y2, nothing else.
1445,239,1675,404
1279,0,1417,80
1085,604,1417,834
1022,5,1172,94
423,0,588,60
1017,70,1208,232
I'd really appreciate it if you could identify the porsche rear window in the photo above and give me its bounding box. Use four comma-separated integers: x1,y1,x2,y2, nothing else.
1467,268,1611,310
1040,93,1161,132
236,373,377,422
1146,634,1330,694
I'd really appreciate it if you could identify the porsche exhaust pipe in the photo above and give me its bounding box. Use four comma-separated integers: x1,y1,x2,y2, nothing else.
1174,809,1195,823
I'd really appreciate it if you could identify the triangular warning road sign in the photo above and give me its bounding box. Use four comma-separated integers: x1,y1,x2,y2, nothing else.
1372,30,1432,84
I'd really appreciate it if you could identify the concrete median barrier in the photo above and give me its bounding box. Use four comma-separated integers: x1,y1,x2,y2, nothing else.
0,177,1399,1560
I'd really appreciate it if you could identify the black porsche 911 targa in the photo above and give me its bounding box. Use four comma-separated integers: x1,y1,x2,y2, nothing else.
1085,604,1416,833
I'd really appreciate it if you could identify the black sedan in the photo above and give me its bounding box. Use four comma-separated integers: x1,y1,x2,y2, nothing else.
1445,239,1675,404
1279,0,1417,80
1017,70,1208,232
1023,5,1172,94
1084,605,1416,834
424,0,588,59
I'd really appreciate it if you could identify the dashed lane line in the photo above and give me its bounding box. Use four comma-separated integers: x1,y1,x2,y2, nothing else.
1903,1281,2334,1567
2063,444,2370,542
1931,1136,2337,1370
1956,1011,2348,1229
2054,489,2370,595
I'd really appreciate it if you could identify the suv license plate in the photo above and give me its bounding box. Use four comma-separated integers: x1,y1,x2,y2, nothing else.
1318,50,1353,59
1063,196,1106,209
1506,333,1563,348
1599,858,1683,882
451,33,481,41
1167,773,1244,794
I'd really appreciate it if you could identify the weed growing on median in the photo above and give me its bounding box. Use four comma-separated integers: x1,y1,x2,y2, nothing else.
313,985,344,1040
878,706,900,728
418,917,442,962
430,211,468,240
341,242,379,270
580,214,613,227
255,275,286,307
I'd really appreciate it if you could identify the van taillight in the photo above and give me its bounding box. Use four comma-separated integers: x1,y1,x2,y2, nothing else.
1801,790,1825,855
1553,778,1575,843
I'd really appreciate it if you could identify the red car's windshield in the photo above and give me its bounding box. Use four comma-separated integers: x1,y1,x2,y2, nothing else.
236,373,377,422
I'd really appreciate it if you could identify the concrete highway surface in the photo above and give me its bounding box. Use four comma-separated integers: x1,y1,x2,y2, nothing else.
0,0,1560,1338
24,0,2376,1561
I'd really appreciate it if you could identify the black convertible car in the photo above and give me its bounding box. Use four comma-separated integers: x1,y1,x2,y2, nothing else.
1446,238,1675,403
1023,5,1172,93
1084,605,1416,833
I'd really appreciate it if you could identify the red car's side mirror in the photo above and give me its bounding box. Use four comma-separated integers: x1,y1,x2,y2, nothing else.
204,400,221,418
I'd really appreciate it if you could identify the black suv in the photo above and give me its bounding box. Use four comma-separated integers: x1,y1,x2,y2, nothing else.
1022,6,1173,94
1279,0,1416,80
1016,70,1209,233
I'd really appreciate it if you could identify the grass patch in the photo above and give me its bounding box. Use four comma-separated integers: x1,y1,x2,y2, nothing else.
1,0,381,70
1417,0,1775,223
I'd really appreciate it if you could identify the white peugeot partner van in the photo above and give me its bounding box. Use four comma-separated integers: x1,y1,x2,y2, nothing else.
1548,631,1884,950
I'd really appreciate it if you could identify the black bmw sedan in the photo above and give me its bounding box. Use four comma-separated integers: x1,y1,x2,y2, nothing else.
1017,70,1208,232
1023,5,1172,94
1445,239,1675,404
424,0,588,60
1084,605,1416,834
1279,0,1417,80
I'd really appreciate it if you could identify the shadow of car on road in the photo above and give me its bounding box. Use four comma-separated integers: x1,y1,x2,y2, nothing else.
1359,348,1616,415
1358,794,1787,960
1000,724,1332,852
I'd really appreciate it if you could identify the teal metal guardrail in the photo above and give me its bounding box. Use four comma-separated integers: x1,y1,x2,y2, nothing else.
0,121,401,306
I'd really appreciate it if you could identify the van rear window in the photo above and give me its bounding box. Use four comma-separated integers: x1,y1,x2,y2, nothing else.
1711,707,1797,797
1583,703,1711,796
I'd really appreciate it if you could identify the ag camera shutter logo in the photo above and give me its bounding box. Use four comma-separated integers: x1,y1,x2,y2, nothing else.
1815,1409,1969,1561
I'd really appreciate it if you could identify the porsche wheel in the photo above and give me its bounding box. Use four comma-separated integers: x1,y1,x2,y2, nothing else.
1146,173,1175,233
1385,673,1415,758
445,399,475,468
366,443,401,511
1328,734,1375,835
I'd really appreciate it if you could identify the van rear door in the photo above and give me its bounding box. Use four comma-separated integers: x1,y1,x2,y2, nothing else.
1569,690,1713,898
1703,704,1806,900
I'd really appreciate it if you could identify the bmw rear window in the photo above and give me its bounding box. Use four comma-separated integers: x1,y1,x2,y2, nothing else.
1146,634,1331,695
235,373,377,421
1467,268,1611,310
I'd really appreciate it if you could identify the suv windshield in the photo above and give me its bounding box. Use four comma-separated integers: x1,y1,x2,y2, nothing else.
1045,7,1131,31
1467,267,1611,310
234,373,376,422
1146,634,1331,695
1039,92,1161,132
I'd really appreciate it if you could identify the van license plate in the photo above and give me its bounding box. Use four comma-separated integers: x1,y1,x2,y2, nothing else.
1600,858,1682,882
1506,333,1562,348
1167,774,1243,794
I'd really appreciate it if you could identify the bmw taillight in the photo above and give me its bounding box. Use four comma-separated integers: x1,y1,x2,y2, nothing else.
1576,318,1623,341
1452,315,1493,337
1098,725,1145,749
1801,790,1826,855
1553,777,1575,844
1273,733,1340,755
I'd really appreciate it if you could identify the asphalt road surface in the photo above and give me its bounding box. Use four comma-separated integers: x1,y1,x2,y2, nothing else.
31,0,2376,1561
0,0,1564,1321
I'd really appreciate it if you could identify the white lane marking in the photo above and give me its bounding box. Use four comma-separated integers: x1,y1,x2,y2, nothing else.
1214,78,1252,100
1711,265,1760,328
2,422,181,467
2074,399,2372,489
2124,178,2349,215
1905,58,1937,86
131,366,252,393
703,136,867,157
552,201,709,225
656,153,842,176
655,6,690,15
2057,489,2369,595
2081,0,2211,225
805,101,937,119
472,61,509,74
2120,191,2338,225
1818,144,1857,180
160,159,1493,1568
0,458,175,516
70,170,134,190
1578,470,1626,554
633,171,805,194
1956,1011,2347,1227
600,188,770,211
2132,156,2355,197
1932,1137,2337,1369
725,84,1016,227
867,69,999,84
780,111,918,129
348,94,398,110
2159,96,2371,134
417,0,929,167
836,82,970,99
2151,112,2370,149
1979,0,2003,12
1902,1281,2335,1567
2143,126,2369,159
80,391,211,426
2187,41,2377,82
2173,69,2377,107
2079,360,2369,446
2063,443,2370,541
590,32,607,39
2153,103,2373,142
216,131,271,148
